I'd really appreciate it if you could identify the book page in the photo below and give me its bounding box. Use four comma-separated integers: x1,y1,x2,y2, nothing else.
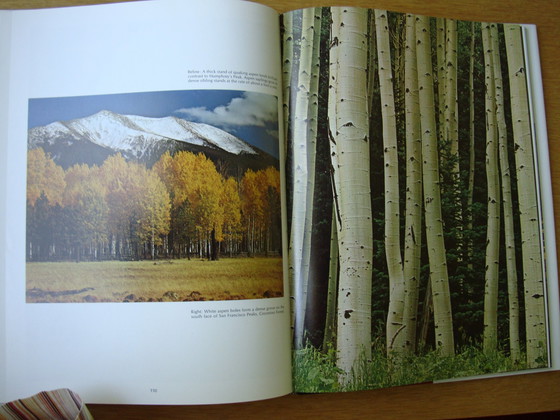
522,24,560,370
283,7,559,393
0,10,12,403
1,0,291,405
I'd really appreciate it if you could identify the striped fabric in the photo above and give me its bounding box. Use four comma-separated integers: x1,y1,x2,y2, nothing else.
0,389,93,420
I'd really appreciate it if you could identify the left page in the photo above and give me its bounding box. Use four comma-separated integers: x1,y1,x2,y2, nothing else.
1,0,291,405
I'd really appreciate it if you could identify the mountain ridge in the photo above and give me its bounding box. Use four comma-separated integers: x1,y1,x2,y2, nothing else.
28,110,277,174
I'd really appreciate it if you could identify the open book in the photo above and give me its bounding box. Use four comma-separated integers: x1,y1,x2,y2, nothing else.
1,0,558,406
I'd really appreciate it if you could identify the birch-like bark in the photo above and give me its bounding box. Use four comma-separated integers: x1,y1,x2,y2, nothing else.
291,8,316,349
504,23,548,367
366,10,377,112
481,23,500,354
375,9,405,355
281,12,294,156
436,18,446,140
282,12,296,332
298,7,322,348
491,24,520,361
416,15,454,356
330,7,373,383
326,6,342,353
402,13,422,354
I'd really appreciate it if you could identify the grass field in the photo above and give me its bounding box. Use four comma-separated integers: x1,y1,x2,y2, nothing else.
26,257,283,303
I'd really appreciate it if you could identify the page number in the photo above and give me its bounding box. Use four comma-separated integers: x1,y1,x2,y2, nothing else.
150,388,158,393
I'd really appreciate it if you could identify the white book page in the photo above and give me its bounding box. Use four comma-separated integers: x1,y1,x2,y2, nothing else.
2,0,291,405
0,9,12,404
522,24,560,370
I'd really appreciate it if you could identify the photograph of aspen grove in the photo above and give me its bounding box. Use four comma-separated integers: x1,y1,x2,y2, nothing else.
284,8,552,391
25,90,283,303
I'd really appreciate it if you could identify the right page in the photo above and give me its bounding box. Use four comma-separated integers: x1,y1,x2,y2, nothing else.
283,7,559,392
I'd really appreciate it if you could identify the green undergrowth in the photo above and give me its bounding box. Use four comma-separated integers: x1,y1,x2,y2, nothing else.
293,341,528,393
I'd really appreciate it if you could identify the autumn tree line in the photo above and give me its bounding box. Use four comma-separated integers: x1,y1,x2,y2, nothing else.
26,148,281,263
283,7,549,386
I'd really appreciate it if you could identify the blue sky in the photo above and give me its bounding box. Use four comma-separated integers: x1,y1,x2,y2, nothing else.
28,90,279,158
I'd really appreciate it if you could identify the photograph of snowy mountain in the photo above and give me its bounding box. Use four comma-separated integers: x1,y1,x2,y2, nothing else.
25,89,283,303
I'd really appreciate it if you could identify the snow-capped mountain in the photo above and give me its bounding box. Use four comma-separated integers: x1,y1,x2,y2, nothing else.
28,110,275,172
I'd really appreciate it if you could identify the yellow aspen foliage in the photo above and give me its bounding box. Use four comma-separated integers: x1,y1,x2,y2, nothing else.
136,170,171,246
26,148,66,206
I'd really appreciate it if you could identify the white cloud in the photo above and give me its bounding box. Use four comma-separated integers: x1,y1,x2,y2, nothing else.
175,92,277,128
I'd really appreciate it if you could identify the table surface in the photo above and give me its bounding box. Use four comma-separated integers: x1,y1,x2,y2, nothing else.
2,0,560,418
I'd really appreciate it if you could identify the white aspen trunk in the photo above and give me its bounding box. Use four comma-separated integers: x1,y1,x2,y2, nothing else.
416,15,455,356
366,10,376,112
325,8,341,350
504,24,548,367
402,13,423,354
482,23,500,354
298,7,322,348
291,8,316,349
436,18,446,142
375,9,405,355
329,7,341,238
491,24,521,361
330,7,373,384
282,11,294,156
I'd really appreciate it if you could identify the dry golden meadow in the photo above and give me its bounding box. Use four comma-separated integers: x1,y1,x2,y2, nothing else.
26,257,283,303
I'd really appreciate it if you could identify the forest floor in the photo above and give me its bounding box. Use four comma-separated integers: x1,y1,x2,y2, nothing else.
293,342,531,393
25,256,283,303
